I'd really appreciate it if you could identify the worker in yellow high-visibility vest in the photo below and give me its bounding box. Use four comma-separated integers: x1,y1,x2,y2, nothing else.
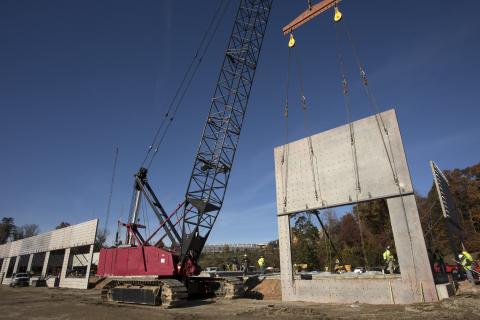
257,256,266,275
383,246,395,274
458,250,475,285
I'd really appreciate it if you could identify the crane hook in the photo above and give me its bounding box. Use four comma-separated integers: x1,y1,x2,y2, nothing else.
334,5,343,22
288,32,296,48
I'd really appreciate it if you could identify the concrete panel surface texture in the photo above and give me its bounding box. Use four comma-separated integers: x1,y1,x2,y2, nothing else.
274,109,412,215
275,110,438,304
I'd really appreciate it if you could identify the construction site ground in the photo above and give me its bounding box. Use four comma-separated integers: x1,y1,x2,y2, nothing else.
1,280,479,320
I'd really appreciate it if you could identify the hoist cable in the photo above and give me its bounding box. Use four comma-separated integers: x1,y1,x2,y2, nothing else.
104,147,119,238
334,21,370,269
334,23,361,194
354,209,370,269
146,1,230,169
311,210,344,265
281,47,293,210
293,47,322,202
141,0,230,168
341,21,398,184
340,20,420,292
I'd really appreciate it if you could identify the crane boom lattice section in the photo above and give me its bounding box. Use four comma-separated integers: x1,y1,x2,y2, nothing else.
180,0,272,264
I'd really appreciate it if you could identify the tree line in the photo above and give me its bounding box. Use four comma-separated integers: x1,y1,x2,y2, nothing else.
0,218,40,244
291,200,394,271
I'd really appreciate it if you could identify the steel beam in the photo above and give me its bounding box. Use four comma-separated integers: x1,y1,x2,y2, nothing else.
282,0,340,35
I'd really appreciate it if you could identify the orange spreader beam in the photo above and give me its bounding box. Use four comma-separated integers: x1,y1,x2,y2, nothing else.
282,0,341,35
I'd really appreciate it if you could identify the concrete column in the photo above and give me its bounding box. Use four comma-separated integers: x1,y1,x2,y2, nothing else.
278,215,295,300
41,251,50,277
387,195,438,303
12,256,20,275
59,248,71,287
84,245,94,283
0,258,8,284
0,258,6,274
26,254,34,272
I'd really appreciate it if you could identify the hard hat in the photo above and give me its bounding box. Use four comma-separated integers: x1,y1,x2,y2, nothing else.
244,254,247,257
458,254,463,258
386,246,390,249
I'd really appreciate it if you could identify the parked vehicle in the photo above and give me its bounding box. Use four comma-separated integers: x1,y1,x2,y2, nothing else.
354,267,366,274
433,263,461,273
9,273,30,287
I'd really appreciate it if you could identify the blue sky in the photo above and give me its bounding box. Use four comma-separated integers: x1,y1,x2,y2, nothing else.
1,1,479,244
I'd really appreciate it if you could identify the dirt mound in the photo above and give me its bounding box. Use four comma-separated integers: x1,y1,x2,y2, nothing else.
249,278,282,300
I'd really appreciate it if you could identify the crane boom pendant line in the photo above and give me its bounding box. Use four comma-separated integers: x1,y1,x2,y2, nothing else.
179,0,273,269
141,0,231,169
104,147,119,237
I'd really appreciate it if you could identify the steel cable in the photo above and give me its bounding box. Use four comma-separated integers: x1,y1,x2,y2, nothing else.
142,0,231,168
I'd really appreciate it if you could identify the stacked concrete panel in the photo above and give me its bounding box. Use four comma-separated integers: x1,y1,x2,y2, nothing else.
430,160,464,258
0,219,98,289
274,110,438,304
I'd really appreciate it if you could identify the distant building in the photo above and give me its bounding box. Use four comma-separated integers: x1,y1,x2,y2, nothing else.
203,243,268,253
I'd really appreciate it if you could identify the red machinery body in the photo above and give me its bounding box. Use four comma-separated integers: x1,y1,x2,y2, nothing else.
97,246,177,277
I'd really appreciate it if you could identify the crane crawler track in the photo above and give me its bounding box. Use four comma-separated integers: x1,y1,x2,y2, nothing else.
190,276,245,299
217,277,245,299
101,278,187,308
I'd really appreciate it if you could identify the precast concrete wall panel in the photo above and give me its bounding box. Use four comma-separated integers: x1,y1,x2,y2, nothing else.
0,243,11,258
430,160,464,257
0,219,98,258
275,110,437,304
274,109,413,215
0,219,98,289
430,161,459,220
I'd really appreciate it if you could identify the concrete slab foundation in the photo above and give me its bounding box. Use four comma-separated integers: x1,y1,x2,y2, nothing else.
436,283,455,300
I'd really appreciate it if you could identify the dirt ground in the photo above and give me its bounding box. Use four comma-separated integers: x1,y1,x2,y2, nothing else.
0,285,479,320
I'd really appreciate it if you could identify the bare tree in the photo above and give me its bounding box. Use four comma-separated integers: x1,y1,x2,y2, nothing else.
21,224,40,238
11,224,40,240
55,222,71,229
94,229,108,251
0,217,15,244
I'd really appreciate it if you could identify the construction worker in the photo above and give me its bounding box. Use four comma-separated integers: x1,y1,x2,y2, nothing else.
257,256,266,274
242,254,250,276
334,258,341,273
458,250,475,285
383,246,395,274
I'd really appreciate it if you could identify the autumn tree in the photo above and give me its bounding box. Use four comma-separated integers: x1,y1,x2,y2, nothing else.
291,215,320,270
352,200,394,267
418,162,480,259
